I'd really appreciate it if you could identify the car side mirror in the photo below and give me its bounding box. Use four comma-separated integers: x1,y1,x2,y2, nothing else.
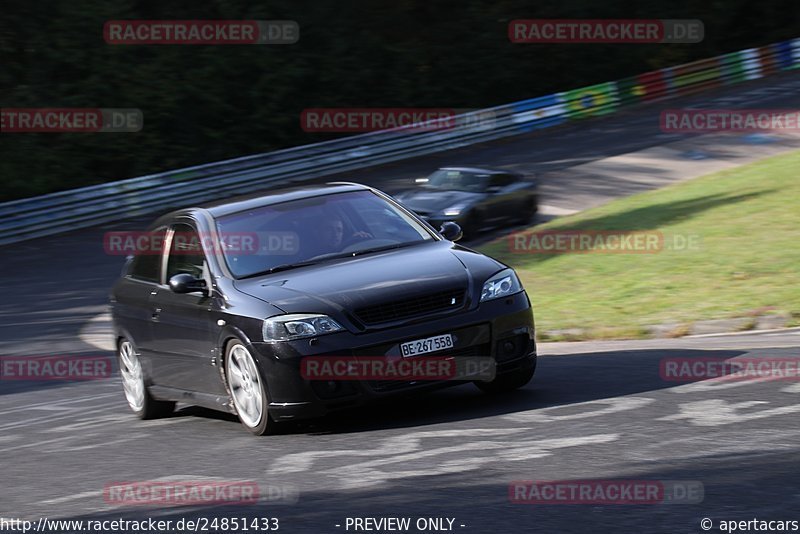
439,221,463,242
169,273,207,294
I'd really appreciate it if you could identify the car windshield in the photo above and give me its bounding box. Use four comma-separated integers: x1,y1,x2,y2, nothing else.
215,190,435,278
424,169,491,193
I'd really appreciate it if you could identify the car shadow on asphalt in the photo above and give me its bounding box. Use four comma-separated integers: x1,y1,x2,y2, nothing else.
150,347,757,435
282,347,750,436
0,346,765,434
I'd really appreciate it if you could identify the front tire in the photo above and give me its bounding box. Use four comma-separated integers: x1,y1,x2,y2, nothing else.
118,339,175,419
461,210,481,238
519,196,538,225
225,341,272,435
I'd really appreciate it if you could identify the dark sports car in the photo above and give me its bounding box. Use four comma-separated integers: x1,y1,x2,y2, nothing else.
110,183,537,435
394,167,539,237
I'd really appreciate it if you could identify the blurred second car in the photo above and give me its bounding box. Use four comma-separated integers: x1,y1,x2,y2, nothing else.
395,167,539,238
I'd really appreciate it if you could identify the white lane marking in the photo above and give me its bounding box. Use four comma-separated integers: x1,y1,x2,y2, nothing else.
503,396,654,423
782,383,800,393
3,432,145,456
335,433,619,471
659,399,800,426
46,433,150,453
40,490,106,506
317,433,620,489
537,204,579,216
0,435,79,454
268,428,529,475
670,375,780,393
268,427,619,489
33,411,189,439
0,405,120,432
0,393,119,416
39,475,229,506
79,312,115,351
670,357,800,393
43,414,192,433
637,429,800,460
28,405,82,412
685,327,800,338
137,417,194,427
42,413,132,433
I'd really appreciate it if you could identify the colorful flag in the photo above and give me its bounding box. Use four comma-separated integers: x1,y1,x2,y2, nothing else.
560,82,619,118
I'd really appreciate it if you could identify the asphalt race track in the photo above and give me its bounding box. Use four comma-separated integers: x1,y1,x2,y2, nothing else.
1,73,799,533
2,332,799,533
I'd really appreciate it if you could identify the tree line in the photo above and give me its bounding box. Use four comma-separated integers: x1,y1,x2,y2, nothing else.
1,0,797,201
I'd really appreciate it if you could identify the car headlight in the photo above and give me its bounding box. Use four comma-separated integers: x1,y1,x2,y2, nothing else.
262,314,344,341
443,204,468,217
480,269,522,302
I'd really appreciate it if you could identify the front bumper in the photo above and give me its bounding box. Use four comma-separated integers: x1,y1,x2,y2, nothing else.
247,290,536,420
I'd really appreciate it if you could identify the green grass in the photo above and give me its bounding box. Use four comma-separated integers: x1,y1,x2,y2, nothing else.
479,150,800,339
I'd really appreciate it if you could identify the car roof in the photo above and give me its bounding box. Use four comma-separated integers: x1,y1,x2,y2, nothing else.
148,182,374,228
201,182,370,217
438,166,514,175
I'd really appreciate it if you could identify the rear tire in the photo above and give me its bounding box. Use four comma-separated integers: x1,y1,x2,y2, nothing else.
474,366,534,394
118,339,175,420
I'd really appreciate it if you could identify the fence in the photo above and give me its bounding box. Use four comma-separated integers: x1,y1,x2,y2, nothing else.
1,38,797,245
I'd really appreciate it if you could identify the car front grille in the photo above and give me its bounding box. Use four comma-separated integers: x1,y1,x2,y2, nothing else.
354,288,466,325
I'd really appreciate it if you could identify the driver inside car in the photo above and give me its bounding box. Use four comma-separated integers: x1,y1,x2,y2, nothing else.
317,213,372,253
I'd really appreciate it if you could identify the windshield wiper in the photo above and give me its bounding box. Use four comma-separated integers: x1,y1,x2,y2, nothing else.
242,242,423,278
246,260,320,277
348,242,418,257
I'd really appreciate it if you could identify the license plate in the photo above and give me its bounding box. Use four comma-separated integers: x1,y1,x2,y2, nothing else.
400,334,454,357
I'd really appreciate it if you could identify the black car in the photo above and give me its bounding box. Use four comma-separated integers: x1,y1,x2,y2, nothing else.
111,183,537,435
394,167,539,237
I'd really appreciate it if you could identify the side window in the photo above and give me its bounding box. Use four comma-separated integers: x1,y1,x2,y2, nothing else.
166,223,208,281
129,227,167,282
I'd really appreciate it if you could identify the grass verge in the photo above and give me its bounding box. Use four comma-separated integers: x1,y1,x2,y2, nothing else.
479,150,800,339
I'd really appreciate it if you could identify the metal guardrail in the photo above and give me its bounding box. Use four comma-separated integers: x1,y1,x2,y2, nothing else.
1,38,797,245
